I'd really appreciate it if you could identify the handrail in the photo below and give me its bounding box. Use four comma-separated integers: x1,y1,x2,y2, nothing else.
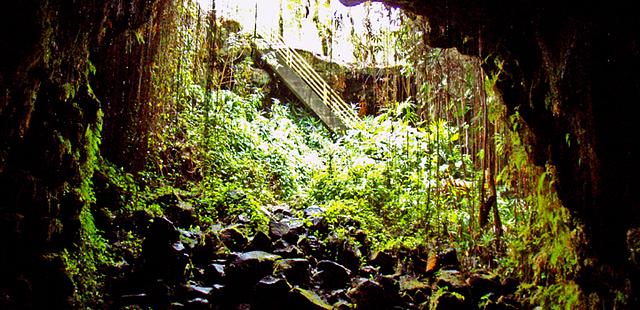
267,34,357,127
271,35,358,125
256,32,359,128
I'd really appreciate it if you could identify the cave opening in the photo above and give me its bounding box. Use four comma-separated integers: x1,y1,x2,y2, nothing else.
1,0,638,309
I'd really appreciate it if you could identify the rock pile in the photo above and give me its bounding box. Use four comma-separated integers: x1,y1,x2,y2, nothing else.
110,205,520,309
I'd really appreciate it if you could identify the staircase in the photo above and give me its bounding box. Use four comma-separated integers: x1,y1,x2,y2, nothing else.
253,33,359,133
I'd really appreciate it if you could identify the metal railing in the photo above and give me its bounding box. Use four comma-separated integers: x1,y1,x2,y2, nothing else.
256,32,359,129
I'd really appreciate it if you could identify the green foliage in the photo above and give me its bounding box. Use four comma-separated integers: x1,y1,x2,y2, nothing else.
62,208,115,307
308,101,476,251
501,164,587,309
86,3,591,308
59,102,116,307
147,84,332,230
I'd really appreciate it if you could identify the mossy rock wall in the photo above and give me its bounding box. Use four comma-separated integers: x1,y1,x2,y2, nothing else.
0,0,161,307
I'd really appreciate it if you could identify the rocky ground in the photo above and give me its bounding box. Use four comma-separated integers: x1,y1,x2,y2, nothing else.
103,201,521,309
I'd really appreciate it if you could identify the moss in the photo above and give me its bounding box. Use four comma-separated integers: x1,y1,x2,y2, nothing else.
520,281,585,310
59,98,114,307
292,287,333,310
61,208,115,307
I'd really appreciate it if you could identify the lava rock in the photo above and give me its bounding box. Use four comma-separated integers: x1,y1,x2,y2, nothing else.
270,204,293,220
333,301,354,310
148,280,173,309
219,225,248,252
348,278,386,309
370,250,397,275
438,248,461,270
400,277,432,304
130,209,153,234
247,230,272,251
209,284,226,303
269,217,305,243
178,228,202,251
273,258,311,286
315,260,351,289
500,277,519,295
485,296,520,310
253,275,292,309
192,232,222,266
303,205,324,218
182,283,214,300
354,229,371,257
297,234,324,257
360,265,379,277
226,251,281,288
184,297,209,309
142,217,189,281
326,236,361,271
146,217,179,243
435,270,466,292
166,201,197,228
377,274,401,305
467,273,500,304
272,238,303,258
205,263,226,284
273,244,303,258
289,287,332,310
304,205,329,234
432,292,467,310
119,293,149,308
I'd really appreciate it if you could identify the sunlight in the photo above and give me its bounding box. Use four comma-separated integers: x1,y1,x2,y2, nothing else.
196,0,400,65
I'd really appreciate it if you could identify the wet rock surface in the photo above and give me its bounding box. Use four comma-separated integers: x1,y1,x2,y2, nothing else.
109,205,521,309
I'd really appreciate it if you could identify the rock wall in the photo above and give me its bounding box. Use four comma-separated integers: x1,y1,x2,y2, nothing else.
0,0,161,307
342,0,640,303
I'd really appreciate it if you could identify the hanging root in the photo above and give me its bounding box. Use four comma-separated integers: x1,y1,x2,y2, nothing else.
479,194,496,228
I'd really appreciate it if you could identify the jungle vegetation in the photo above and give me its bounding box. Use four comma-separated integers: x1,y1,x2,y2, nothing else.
3,0,603,308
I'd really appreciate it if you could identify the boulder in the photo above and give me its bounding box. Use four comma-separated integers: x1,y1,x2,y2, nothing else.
253,275,292,309
500,277,519,296
315,260,351,289
148,280,172,309
400,277,431,305
360,265,379,277
425,248,461,274
247,231,272,252
272,238,303,258
205,263,226,284
226,251,281,288
431,292,467,310
273,258,311,286
438,248,461,270
348,278,386,309
269,217,305,243
191,232,222,266
165,201,197,228
435,270,466,292
219,225,248,252
370,250,397,275
354,229,371,257
304,206,329,234
326,236,361,271
142,217,189,281
177,283,214,302
289,287,332,310
184,297,209,309
119,293,149,308
483,296,520,310
146,217,179,243
377,274,401,305
297,234,324,257
467,273,501,305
